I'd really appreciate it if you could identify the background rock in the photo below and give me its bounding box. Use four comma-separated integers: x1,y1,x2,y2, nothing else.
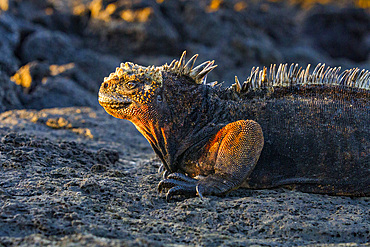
0,0,369,110
0,71,23,112
304,6,370,62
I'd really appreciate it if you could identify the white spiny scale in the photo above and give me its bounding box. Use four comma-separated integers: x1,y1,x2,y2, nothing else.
315,64,321,84
276,64,283,86
352,69,359,87
262,67,267,86
288,64,294,80
337,70,345,85
279,64,284,86
299,69,306,84
316,64,324,84
196,64,217,84
242,76,250,92
323,67,330,85
248,67,254,89
104,77,109,82
364,72,370,89
271,64,276,86
345,70,353,86
286,64,292,86
280,64,286,86
274,64,280,86
290,64,296,83
173,61,179,71
330,67,337,84
359,70,369,88
354,69,362,88
184,54,198,74
293,64,299,78
295,66,302,84
347,69,355,87
252,67,258,89
312,63,320,82
281,64,286,85
320,64,326,84
198,64,217,81
234,76,241,92
202,74,207,85
208,81,218,87
177,51,186,72
189,61,212,81
168,59,176,69
291,64,297,79
192,61,212,75
330,67,336,85
285,64,289,83
251,67,257,89
339,70,349,86
268,64,273,86
331,67,337,80
304,64,311,85
365,74,370,89
336,67,342,83
350,68,359,87
258,70,263,88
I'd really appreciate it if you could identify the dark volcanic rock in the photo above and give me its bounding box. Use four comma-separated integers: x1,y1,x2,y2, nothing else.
84,0,181,57
0,71,23,112
0,13,20,75
0,107,369,246
304,7,370,62
10,62,98,109
20,77,98,109
21,30,77,65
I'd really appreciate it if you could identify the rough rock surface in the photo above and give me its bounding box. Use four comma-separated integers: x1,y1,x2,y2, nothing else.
0,107,369,246
0,0,369,245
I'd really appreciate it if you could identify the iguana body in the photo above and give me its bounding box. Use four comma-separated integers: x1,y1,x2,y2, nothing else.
98,52,370,200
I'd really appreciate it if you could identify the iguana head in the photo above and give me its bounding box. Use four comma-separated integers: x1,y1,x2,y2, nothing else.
98,51,217,123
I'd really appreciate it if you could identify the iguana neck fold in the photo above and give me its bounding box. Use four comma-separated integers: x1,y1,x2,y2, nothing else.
133,76,223,172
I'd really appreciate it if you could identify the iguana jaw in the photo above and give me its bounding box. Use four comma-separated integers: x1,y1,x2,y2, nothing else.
98,92,134,119
98,92,133,108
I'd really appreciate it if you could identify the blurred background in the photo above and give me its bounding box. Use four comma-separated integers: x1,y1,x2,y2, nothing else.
0,0,369,112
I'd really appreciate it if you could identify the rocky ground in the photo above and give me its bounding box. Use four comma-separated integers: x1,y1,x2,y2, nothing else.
0,107,369,246
0,0,369,246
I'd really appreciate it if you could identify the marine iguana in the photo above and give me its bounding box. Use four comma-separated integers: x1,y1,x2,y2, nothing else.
98,51,370,201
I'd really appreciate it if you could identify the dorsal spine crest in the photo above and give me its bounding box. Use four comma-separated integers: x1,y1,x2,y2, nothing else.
232,63,370,95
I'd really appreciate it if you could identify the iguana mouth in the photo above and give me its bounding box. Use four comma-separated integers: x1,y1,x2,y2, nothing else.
98,93,133,109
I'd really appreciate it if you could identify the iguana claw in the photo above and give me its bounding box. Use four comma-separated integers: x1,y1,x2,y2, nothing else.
158,164,170,178
158,173,199,201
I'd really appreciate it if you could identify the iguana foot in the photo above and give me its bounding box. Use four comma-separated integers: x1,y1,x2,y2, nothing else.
158,173,199,201
157,164,170,179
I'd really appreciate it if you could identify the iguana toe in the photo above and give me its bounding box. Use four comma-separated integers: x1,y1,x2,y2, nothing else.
158,173,199,201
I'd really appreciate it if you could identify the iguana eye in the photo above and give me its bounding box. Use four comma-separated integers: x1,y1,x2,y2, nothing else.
126,81,137,89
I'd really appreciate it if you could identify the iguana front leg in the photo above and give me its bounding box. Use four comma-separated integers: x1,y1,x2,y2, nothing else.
158,120,264,201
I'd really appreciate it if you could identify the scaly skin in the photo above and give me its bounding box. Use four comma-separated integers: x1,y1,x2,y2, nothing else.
99,52,370,201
